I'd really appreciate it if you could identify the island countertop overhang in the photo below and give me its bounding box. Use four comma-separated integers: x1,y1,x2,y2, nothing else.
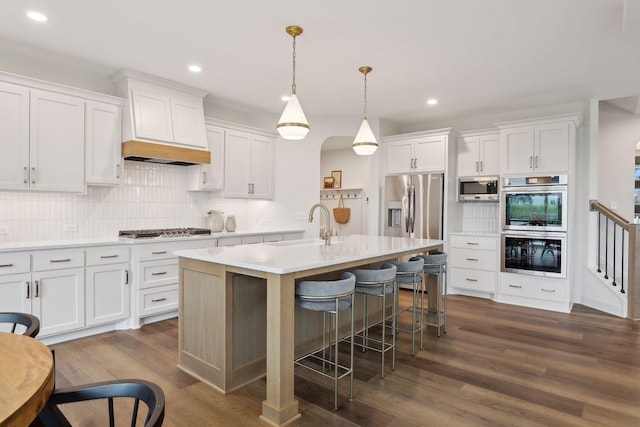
175,234,444,275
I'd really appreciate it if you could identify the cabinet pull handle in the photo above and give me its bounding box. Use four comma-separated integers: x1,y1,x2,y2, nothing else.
508,284,522,289
100,254,118,259
26,281,30,299
124,269,129,285
541,288,555,293
466,242,479,245
24,166,28,184
534,155,539,168
465,258,479,261
252,183,255,194
248,183,251,194
151,297,167,302
151,271,167,276
475,161,479,173
202,171,206,184
34,280,39,297
529,156,533,168
50,258,71,263
480,160,484,172
414,158,417,169
465,278,478,282
151,251,167,255
0,263,14,268
116,164,120,179
31,167,36,184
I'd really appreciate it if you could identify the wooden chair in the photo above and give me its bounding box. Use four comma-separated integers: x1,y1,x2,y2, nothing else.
36,379,165,427
0,312,40,337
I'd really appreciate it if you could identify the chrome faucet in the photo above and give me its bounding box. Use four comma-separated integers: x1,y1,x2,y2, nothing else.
308,203,332,245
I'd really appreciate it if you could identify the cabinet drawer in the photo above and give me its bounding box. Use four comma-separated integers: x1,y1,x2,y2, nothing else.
218,237,243,247
242,235,264,245
450,268,496,293
450,248,497,271
139,284,179,316
263,235,283,243
138,244,177,261
139,260,178,289
86,246,129,266
500,275,567,302
0,253,30,275
449,235,497,250
32,249,84,271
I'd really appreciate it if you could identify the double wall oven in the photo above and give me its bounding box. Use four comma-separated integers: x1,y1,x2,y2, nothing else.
501,175,568,278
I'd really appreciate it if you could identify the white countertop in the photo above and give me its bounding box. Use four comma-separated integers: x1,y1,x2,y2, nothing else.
0,228,304,252
175,234,444,275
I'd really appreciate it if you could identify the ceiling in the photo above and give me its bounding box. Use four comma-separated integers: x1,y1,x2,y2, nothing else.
0,0,639,128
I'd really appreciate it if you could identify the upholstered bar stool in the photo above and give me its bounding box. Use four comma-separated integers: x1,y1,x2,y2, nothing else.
417,251,448,337
294,272,356,410
388,257,425,355
352,263,397,378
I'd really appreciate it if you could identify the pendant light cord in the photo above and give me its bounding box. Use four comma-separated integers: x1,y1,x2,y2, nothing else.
363,72,368,119
291,35,297,95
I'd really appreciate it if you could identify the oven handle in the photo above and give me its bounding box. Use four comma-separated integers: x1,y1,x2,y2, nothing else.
501,230,567,239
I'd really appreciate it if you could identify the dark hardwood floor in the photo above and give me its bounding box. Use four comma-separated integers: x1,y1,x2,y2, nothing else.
50,293,640,426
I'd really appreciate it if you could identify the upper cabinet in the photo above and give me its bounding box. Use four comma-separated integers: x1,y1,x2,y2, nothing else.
112,70,208,150
457,130,500,177
498,114,582,175
85,100,124,186
383,129,453,175
187,123,225,191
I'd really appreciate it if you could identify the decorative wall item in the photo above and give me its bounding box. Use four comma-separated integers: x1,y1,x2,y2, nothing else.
331,170,342,188
323,176,335,189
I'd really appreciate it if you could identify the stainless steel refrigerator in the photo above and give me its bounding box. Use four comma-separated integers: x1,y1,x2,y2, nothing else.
383,173,443,240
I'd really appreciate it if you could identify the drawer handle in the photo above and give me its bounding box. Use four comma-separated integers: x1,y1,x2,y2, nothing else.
465,258,479,261
541,288,556,293
151,251,167,255
466,242,479,246
50,258,71,263
508,284,523,289
465,278,478,282
100,254,119,259
0,263,14,268
151,297,167,302
151,271,167,276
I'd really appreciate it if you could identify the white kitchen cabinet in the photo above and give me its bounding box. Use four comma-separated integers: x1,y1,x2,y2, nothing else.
85,100,124,186
113,70,208,150
498,114,582,175
457,130,500,176
383,129,452,175
448,234,497,295
187,124,225,191
85,246,130,326
224,129,275,199
0,81,30,191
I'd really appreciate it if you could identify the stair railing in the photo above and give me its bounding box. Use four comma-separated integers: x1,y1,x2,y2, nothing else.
590,200,640,319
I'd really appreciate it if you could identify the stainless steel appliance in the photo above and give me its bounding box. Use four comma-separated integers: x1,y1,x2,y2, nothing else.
501,175,568,232
501,231,566,278
383,173,443,240
119,228,211,239
458,176,499,202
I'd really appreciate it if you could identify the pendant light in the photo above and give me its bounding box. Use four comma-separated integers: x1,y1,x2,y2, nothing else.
277,25,310,140
352,66,378,155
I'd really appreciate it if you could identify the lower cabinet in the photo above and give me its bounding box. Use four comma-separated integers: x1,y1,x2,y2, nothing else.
448,234,498,295
85,246,130,326
498,272,571,313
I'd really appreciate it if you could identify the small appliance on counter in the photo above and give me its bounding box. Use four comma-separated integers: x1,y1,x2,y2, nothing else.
207,210,225,232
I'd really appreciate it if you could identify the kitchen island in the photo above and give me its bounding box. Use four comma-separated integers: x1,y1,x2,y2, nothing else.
175,234,443,426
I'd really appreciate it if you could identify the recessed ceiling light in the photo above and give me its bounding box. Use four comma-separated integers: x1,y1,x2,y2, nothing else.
188,64,202,73
427,98,438,106
281,95,290,102
27,10,48,22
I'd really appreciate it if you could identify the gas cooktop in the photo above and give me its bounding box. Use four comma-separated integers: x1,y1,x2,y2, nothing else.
119,228,212,239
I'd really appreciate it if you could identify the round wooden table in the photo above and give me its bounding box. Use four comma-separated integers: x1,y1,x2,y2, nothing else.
0,332,55,426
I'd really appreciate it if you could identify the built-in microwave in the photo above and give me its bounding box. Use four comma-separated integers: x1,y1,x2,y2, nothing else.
458,176,499,202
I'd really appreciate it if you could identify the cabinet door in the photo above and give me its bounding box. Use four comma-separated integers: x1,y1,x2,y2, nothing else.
250,135,274,199
457,136,480,176
86,263,129,326
500,127,534,174
187,125,225,191
478,134,500,175
85,101,122,186
171,95,208,149
224,130,252,198
385,140,413,174
30,90,85,192
0,273,31,317
414,136,446,172
534,122,570,173
131,88,174,142
32,268,85,336
0,82,30,191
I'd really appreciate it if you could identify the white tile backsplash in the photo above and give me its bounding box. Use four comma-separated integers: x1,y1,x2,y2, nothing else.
461,203,500,233
0,161,270,242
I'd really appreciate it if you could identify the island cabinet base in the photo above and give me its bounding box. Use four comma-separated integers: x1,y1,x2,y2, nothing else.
178,258,268,393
